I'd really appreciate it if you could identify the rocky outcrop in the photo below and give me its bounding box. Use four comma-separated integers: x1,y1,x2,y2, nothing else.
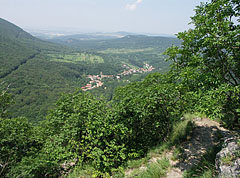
215,136,240,178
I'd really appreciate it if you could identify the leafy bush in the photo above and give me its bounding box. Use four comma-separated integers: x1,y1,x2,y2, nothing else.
1,86,182,177
0,117,36,177
1,0,240,176
32,91,130,176
165,0,240,128
113,73,184,153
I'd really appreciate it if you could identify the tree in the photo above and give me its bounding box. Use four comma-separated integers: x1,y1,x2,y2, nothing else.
0,84,13,118
113,73,184,152
0,117,35,177
165,0,240,128
24,91,131,176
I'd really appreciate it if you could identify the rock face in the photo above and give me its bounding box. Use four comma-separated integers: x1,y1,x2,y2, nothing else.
215,136,240,178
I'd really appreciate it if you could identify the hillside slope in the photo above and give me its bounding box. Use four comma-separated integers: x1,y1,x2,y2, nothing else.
0,18,87,121
0,18,34,40
49,34,181,51
0,18,180,122
0,18,37,78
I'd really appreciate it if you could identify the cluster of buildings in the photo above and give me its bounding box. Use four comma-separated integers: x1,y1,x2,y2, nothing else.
81,64,155,91
117,64,154,77
81,72,113,91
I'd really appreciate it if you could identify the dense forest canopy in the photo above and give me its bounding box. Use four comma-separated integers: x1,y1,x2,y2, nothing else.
0,0,239,177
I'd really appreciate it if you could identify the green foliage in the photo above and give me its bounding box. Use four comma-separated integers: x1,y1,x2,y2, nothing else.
1,0,240,176
220,154,235,166
0,117,37,177
31,91,130,176
192,84,240,128
5,57,88,121
0,92,129,177
2,82,191,177
126,157,149,170
122,113,196,178
113,73,186,153
0,86,13,118
67,164,125,178
1,18,178,121
165,0,240,128
48,52,104,64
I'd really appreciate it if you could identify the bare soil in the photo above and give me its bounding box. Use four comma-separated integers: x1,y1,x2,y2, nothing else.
124,117,230,178
166,117,230,178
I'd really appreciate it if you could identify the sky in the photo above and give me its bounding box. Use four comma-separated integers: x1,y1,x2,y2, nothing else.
0,0,209,35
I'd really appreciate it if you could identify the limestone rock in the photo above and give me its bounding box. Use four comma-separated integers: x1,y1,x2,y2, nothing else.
215,136,240,178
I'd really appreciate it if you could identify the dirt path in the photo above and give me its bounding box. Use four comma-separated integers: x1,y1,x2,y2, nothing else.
124,117,230,178
166,117,230,178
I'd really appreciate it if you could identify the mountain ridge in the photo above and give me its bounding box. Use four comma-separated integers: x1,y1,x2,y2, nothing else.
0,18,35,40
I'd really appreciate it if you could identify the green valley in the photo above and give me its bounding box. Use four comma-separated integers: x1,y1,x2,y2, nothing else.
0,0,239,177
0,18,180,121
47,52,104,64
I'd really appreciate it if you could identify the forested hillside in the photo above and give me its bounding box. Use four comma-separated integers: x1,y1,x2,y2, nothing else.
0,18,85,121
0,0,239,177
49,34,180,51
49,34,181,70
0,18,179,121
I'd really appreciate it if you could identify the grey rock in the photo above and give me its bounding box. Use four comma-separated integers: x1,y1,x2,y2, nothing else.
215,136,240,178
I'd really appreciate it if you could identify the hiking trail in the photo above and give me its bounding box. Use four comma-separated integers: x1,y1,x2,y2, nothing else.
125,117,231,178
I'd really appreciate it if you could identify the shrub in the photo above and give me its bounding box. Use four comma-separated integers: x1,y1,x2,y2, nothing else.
114,73,184,153
0,117,36,177
30,91,131,176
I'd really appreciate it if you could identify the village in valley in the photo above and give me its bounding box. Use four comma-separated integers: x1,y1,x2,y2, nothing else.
81,63,155,91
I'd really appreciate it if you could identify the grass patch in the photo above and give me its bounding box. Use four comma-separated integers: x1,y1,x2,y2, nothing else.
169,114,195,145
48,52,104,64
99,48,155,54
126,157,149,170
221,147,240,166
127,158,170,178
67,165,95,178
67,164,113,178
172,147,185,161
220,154,235,166
193,112,207,119
147,143,169,158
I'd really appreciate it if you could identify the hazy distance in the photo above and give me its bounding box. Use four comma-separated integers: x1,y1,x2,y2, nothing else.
0,0,208,35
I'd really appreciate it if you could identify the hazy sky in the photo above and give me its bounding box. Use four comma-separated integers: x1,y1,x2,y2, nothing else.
0,0,208,34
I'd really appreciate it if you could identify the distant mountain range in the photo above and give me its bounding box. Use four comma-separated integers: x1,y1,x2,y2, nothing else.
47,33,180,52
28,29,176,40
28,30,137,40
